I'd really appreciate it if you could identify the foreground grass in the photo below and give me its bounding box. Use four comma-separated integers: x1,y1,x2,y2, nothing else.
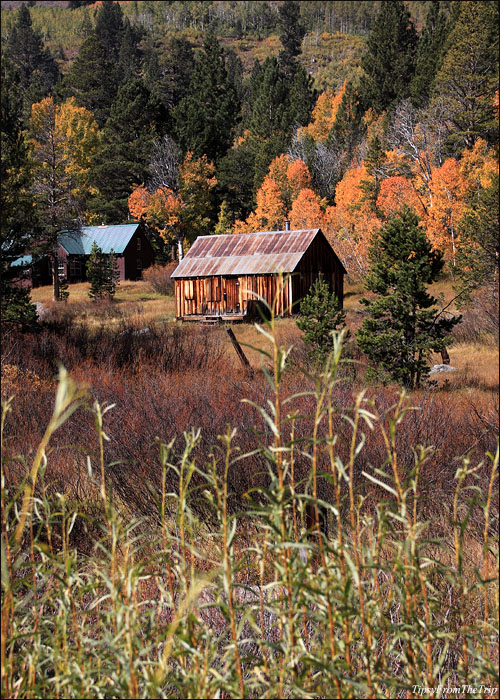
1,313,498,698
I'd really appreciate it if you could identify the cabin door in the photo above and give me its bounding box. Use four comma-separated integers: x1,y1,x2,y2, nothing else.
223,277,239,314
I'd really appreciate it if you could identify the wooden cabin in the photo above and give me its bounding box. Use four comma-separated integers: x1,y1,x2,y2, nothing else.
11,223,155,288
171,228,346,321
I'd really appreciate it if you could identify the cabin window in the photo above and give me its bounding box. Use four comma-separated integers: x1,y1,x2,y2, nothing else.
137,237,141,251
58,260,65,279
136,258,142,270
69,259,81,276
184,280,195,300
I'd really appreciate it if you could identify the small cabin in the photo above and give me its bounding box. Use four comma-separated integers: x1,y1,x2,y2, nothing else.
11,223,154,288
171,227,346,321
57,223,154,283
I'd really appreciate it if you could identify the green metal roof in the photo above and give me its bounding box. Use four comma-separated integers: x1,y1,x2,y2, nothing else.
11,254,33,267
58,224,140,255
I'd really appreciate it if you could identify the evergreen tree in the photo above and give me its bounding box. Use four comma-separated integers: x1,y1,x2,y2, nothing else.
288,64,317,129
409,0,450,107
94,0,124,62
173,33,239,163
360,0,418,113
4,3,59,122
246,56,314,144
431,1,499,152
105,249,120,298
117,20,143,83
455,172,499,299
356,207,460,388
278,0,306,75
296,274,346,365
247,57,290,140
359,135,387,211
90,78,165,222
326,81,366,193
1,67,37,323
79,8,93,38
217,138,259,221
86,242,118,300
146,37,195,112
64,35,117,126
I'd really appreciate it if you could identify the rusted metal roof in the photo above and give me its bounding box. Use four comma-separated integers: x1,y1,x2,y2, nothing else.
171,229,326,278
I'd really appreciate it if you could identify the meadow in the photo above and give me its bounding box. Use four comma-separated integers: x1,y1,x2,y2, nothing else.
1,277,498,698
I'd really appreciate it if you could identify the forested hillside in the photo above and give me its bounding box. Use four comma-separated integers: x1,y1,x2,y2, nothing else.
2,1,498,308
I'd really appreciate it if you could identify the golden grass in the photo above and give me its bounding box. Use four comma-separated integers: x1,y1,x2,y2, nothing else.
439,343,500,393
30,281,177,326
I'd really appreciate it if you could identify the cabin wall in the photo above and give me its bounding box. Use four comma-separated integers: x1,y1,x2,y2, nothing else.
124,228,155,280
293,232,344,307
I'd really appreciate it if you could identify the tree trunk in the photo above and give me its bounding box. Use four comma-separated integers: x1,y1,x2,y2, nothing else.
52,255,60,302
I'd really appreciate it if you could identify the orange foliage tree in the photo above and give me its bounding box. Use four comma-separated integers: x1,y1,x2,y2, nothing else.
376,176,427,219
322,165,381,278
459,138,497,193
297,83,346,141
234,155,316,232
288,189,325,229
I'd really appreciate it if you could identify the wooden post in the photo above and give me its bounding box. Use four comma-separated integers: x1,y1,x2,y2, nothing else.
226,327,250,369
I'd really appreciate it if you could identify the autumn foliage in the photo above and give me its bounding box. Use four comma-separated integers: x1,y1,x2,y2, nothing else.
128,151,217,247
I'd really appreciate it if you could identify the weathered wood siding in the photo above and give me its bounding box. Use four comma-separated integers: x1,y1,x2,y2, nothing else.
175,274,295,318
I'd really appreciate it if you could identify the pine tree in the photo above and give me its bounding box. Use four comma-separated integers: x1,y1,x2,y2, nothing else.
360,0,418,113
87,242,118,300
326,81,366,191
431,1,499,152
277,0,306,76
94,0,124,62
455,172,499,299
247,55,315,145
288,64,317,129
64,35,117,126
359,135,387,211
409,0,450,107
104,249,120,298
296,274,346,364
356,207,460,388
173,33,239,163
117,20,143,83
146,37,195,112
4,3,59,122
90,78,165,222
1,69,37,323
247,57,290,140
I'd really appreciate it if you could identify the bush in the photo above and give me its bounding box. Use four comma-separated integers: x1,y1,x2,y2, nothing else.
142,262,177,295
